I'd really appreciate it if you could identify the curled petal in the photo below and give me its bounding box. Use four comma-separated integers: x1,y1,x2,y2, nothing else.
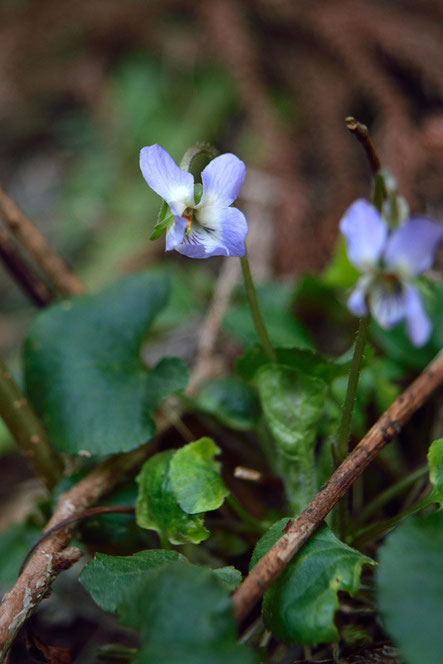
384,217,443,278
402,284,432,347
200,154,246,208
339,199,387,271
165,216,188,251
140,145,194,215
369,284,405,330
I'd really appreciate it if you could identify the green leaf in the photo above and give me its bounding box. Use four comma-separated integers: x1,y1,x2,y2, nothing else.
79,549,183,613
194,377,261,430
257,365,327,513
212,566,242,592
150,201,174,240
118,561,257,664
376,509,443,664
169,438,229,514
24,272,188,456
428,438,443,503
251,520,374,646
237,344,350,383
136,450,209,544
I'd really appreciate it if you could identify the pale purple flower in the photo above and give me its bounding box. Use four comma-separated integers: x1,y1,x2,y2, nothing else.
140,144,248,258
340,199,443,346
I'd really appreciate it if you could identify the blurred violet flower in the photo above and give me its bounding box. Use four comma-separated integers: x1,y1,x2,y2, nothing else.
140,144,248,258
340,199,443,346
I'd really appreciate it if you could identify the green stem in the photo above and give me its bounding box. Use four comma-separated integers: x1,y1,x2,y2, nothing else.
335,316,369,537
336,316,370,465
227,495,267,534
240,253,276,362
0,359,63,489
355,463,428,526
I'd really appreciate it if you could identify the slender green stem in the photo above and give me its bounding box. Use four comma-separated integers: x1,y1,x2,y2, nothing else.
335,316,369,537
0,359,63,488
227,495,267,534
355,463,428,526
240,253,276,362
336,316,370,465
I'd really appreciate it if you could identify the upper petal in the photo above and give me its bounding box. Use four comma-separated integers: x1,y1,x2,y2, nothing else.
199,154,246,208
339,199,388,271
140,145,194,215
384,217,443,278
402,284,432,347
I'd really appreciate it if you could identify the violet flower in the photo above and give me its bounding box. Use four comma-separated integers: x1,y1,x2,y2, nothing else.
340,199,443,346
140,144,248,258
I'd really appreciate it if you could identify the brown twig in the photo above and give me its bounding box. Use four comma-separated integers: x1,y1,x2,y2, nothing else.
232,350,443,622
0,440,153,660
0,359,63,489
345,116,382,175
0,185,85,297
0,228,53,307
18,505,135,577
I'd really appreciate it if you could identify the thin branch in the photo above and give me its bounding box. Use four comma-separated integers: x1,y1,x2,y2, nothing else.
0,229,53,307
0,184,85,297
0,359,63,489
232,351,443,622
345,116,382,174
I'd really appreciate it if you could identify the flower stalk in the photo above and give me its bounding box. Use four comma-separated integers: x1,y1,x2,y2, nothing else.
240,253,276,362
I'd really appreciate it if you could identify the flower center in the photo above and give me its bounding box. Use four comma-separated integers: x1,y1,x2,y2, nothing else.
183,213,193,236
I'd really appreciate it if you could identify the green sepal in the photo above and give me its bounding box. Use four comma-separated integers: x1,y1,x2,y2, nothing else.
150,200,175,240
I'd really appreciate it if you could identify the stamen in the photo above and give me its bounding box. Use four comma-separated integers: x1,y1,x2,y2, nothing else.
183,214,193,236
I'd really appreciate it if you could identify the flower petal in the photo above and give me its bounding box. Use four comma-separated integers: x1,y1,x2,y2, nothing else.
165,216,187,251
384,217,443,278
402,284,432,347
196,205,248,257
347,276,371,317
369,283,405,330
339,199,388,271
140,145,194,215
199,154,246,208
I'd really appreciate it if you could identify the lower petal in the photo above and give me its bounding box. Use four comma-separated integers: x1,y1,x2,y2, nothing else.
195,205,248,257
369,285,405,329
347,284,368,317
402,284,432,347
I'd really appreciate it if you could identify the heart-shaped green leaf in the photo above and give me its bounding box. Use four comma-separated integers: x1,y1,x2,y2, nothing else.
136,450,209,545
169,438,229,514
24,271,188,456
194,377,261,430
251,519,374,646
376,509,443,664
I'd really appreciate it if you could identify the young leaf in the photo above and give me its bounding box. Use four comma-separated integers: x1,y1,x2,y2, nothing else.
79,549,183,613
136,450,209,545
169,438,229,514
193,377,261,430
118,561,257,664
251,519,374,646
257,365,327,513
376,509,443,664
24,272,188,456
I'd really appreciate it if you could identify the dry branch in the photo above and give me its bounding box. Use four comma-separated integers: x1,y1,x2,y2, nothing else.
232,351,443,622
0,185,85,297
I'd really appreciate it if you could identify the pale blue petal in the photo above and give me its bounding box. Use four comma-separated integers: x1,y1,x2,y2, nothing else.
196,205,248,257
402,284,432,347
384,217,443,278
165,216,187,251
140,145,194,214
200,154,246,208
339,199,387,271
369,284,405,329
347,277,370,317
